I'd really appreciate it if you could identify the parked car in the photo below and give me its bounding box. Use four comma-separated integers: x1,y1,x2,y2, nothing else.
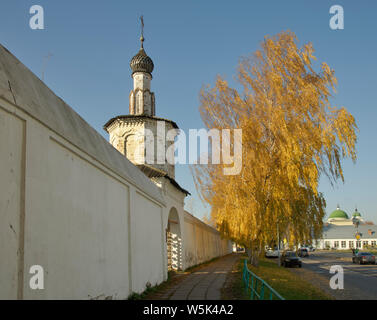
281,251,302,268
352,252,376,265
300,245,315,252
265,247,279,258
298,248,309,257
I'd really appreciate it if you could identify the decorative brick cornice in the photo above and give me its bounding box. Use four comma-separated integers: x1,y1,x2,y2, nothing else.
104,115,179,132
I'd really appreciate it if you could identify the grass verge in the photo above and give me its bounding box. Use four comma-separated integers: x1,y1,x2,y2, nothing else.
244,257,332,300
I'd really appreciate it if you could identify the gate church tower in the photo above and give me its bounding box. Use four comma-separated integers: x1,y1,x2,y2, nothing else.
104,21,184,186
104,22,190,272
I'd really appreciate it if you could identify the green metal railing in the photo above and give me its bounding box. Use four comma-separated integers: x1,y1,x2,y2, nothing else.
242,259,285,300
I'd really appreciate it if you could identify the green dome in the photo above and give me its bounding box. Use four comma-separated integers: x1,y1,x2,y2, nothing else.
352,209,361,217
329,207,349,219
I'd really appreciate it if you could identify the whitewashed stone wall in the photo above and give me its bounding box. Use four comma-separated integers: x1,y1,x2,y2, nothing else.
0,44,232,300
0,44,166,299
183,211,233,269
0,92,168,300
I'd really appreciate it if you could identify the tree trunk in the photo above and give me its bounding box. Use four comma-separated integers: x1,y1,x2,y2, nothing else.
245,247,252,263
251,248,260,267
246,241,261,267
247,240,260,267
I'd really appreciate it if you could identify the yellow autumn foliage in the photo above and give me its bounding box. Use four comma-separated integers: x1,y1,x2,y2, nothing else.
192,31,357,262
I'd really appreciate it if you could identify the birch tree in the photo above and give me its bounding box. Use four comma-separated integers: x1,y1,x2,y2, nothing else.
192,31,358,266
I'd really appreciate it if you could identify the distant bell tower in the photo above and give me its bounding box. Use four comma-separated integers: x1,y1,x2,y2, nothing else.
104,16,178,179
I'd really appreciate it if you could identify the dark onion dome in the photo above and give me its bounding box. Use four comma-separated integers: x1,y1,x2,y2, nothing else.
130,38,154,76
329,206,349,219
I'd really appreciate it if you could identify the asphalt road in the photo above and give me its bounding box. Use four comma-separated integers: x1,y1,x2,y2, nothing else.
290,251,377,300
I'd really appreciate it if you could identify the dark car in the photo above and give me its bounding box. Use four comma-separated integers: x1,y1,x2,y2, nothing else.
352,252,376,265
281,251,302,268
298,248,309,257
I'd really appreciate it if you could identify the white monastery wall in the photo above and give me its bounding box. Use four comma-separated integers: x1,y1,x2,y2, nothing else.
0,94,167,299
183,211,233,269
131,191,165,293
0,44,165,299
0,44,232,299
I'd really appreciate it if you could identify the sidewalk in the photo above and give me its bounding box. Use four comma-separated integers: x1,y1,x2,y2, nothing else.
147,254,239,300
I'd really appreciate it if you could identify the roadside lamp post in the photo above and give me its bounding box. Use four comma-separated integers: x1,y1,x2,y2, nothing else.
352,217,360,251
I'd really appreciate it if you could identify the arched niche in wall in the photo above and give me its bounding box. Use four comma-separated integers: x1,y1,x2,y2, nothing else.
167,207,183,271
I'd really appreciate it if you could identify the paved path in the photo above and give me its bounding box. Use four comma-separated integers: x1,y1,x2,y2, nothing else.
290,251,377,300
157,254,239,300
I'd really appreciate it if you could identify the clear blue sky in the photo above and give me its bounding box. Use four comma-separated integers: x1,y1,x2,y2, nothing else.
1,0,376,221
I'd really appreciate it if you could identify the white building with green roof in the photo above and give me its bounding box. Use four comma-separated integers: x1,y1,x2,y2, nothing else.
315,206,377,250
326,206,364,226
